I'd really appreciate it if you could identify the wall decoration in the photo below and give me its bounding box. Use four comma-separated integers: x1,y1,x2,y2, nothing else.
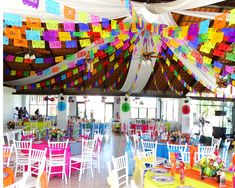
57,101,66,111
121,102,130,112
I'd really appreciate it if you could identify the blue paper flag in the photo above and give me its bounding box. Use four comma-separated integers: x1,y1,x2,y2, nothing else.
35,58,44,64
3,36,9,45
213,61,223,69
61,74,66,80
199,20,209,34
99,44,108,50
26,30,41,40
95,81,98,87
166,48,173,56
110,68,114,75
102,18,110,29
116,49,122,56
188,39,199,49
76,59,84,66
45,0,60,16
79,23,90,31
43,69,51,75
111,30,119,36
65,40,77,48
4,13,22,27
231,74,235,79
83,75,87,81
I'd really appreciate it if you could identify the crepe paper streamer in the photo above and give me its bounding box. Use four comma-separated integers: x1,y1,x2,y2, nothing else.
26,30,40,40
26,17,41,29
226,53,235,62
213,49,225,57
78,12,88,23
4,13,22,27
79,39,91,47
46,20,58,30
45,0,60,16
91,15,100,25
213,12,227,30
58,32,71,41
64,22,75,32
22,0,39,8
55,56,64,63
64,6,75,21
43,31,58,41
49,41,61,49
3,36,9,45
57,102,66,111
4,28,21,39
65,40,77,48
32,40,45,48
229,9,235,26
225,65,234,73
15,56,24,63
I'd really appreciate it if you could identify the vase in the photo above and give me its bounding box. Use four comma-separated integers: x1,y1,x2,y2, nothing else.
201,168,220,183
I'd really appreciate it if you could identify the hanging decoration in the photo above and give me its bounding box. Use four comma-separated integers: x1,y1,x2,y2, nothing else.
121,102,130,112
182,98,191,115
43,96,55,101
57,101,66,111
22,0,39,9
68,96,74,103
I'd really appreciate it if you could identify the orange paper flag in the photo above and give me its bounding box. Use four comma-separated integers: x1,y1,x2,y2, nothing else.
213,12,227,30
26,17,41,29
4,27,21,39
64,6,75,21
14,39,28,48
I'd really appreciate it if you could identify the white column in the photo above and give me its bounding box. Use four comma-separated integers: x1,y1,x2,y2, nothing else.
68,96,77,116
57,94,68,130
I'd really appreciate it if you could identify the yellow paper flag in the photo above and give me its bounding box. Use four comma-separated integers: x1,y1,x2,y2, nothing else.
32,40,45,48
51,78,55,84
78,12,88,23
58,32,71,41
10,70,16,76
179,26,188,39
92,24,102,32
111,20,117,29
200,45,211,54
79,39,91,47
229,9,235,25
109,54,115,62
55,56,64,63
173,54,178,62
203,56,212,64
166,59,170,67
46,20,58,30
211,32,224,43
61,64,67,71
114,63,119,70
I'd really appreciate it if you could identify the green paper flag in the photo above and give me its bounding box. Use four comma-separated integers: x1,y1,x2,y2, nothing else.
226,53,235,62
15,57,24,63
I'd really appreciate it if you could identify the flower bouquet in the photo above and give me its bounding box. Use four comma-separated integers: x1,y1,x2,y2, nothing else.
51,128,66,141
198,154,225,183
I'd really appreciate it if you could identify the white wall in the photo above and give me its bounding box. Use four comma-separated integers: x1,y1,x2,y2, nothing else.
3,87,22,127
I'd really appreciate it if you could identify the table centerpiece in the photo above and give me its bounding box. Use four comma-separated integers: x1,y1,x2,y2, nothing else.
198,154,225,183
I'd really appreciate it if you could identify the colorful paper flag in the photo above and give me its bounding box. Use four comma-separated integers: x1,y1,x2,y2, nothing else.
58,32,71,41
64,6,75,20
45,0,60,16
4,13,22,27
32,40,45,48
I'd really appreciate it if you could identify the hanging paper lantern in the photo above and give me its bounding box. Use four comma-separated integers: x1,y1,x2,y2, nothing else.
121,102,130,112
182,104,190,115
57,101,66,111
182,97,191,115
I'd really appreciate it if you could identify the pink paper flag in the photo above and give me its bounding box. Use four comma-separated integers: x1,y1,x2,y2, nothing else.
49,41,61,48
76,51,87,58
225,65,234,73
91,15,100,25
68,61,76,68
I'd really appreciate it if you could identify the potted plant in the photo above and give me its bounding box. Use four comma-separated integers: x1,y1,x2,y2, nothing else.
198,154,225,183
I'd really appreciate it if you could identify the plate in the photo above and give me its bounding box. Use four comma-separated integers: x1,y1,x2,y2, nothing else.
150,168,168,174
4,173,8,178
164,163,180,169
152,175,174,183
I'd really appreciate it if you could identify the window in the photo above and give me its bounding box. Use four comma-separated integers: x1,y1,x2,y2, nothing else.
161,99,179,121
130,97,157,119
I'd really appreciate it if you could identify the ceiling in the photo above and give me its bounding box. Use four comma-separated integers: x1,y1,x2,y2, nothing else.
3,1,235,98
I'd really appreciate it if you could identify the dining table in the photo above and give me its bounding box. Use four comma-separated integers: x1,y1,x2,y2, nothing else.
144,166,232,188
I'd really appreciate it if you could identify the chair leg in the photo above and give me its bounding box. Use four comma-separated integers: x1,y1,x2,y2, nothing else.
48,166,51,183
79,162,83,182
64,165,67,184
69,160,71,178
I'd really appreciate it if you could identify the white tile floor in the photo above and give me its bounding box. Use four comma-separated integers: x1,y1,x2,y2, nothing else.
48,130,126,188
